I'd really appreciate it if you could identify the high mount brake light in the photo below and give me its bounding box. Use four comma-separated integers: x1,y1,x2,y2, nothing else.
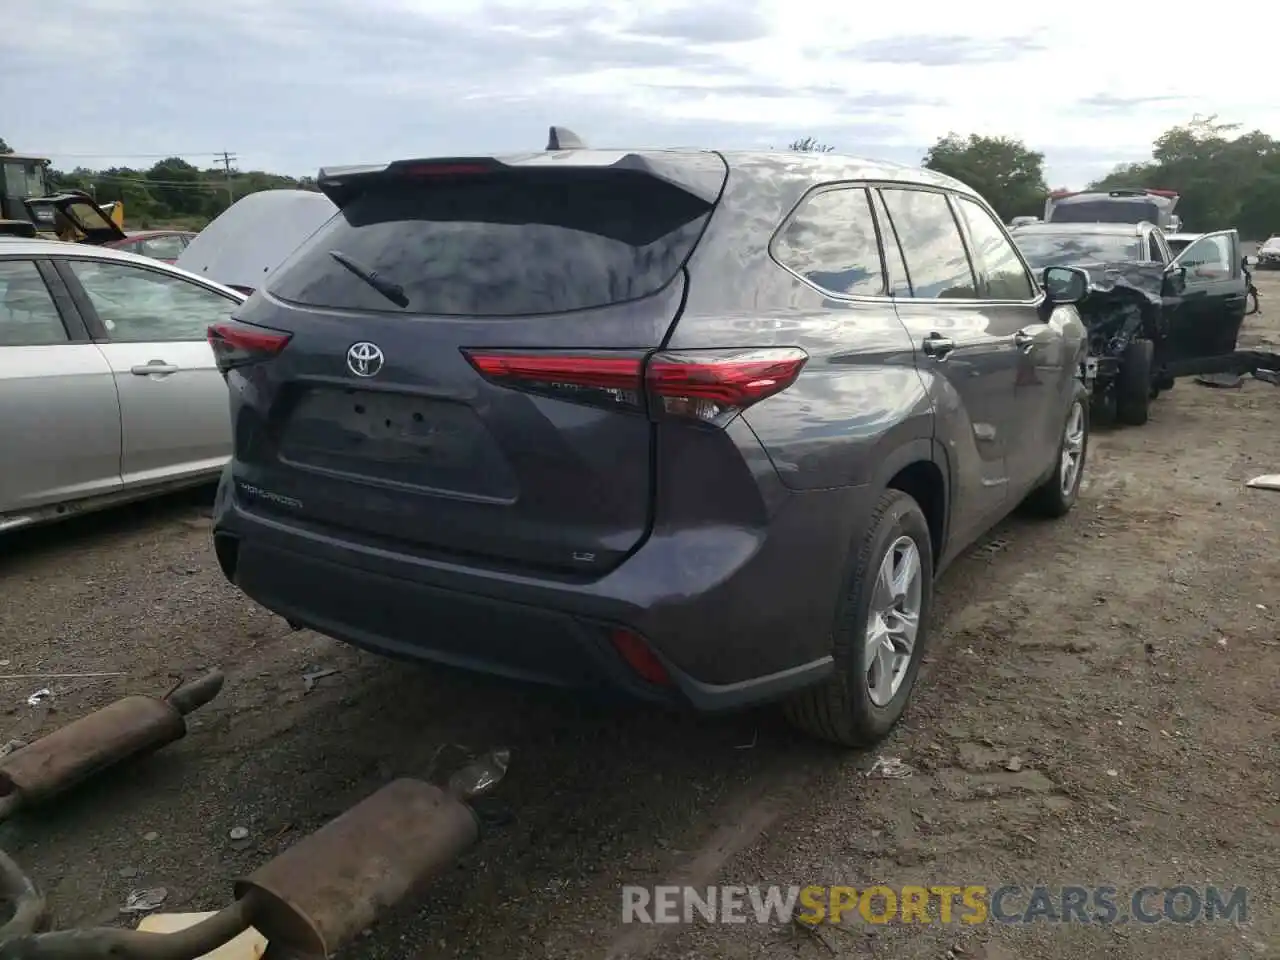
207,320,292,375
395,162,496,178
462,348,808,424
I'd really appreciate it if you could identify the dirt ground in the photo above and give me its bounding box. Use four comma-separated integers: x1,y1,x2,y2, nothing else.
1,277,1278,960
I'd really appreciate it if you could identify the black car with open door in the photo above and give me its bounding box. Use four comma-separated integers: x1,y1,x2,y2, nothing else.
1014,223,1253,425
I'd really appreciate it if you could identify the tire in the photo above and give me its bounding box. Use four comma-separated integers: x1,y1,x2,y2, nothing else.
784,490,934,747
1023,389,1089,518
1115,338,1154,426
1090,386,1116,426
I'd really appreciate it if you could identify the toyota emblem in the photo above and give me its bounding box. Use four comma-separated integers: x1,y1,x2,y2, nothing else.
346,342,384,378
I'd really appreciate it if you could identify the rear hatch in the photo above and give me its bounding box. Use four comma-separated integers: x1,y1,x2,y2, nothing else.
1045,189,1178,227
222,152,726,573
24,194,128,244
176,189,338,294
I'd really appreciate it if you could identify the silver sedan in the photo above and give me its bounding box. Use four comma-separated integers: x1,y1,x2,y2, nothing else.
0,239,247,531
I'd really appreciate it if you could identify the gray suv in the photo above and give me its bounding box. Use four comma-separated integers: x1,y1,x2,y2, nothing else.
209,149,1092,746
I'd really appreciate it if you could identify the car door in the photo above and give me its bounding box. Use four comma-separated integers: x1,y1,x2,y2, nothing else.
1162,230,1247,373
56,257,238,487
950,194,1062,495
874,186,1021,547
0,256,122,519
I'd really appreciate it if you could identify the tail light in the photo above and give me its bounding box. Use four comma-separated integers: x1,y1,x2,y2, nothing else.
462,347,807,425
208,320,292,375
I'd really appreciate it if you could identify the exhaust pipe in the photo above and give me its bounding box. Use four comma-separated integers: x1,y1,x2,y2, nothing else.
0,671,223,806
0,749,509,960
236,779,480,955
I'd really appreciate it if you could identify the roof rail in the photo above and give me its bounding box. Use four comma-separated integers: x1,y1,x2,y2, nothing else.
546,126,586,150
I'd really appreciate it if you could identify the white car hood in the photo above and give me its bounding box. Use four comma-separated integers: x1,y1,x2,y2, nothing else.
176,189,337,292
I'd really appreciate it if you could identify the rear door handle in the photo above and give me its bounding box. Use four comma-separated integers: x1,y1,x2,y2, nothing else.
130,360,179,376
1014,331,1036,350
921,334,955,359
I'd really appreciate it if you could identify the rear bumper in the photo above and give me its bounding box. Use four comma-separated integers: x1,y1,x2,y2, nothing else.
211,469,870,711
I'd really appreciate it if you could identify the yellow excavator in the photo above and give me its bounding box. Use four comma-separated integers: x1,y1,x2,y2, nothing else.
0,152,127,243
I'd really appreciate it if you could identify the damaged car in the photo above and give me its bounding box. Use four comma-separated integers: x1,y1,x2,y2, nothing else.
1012,221,1251,425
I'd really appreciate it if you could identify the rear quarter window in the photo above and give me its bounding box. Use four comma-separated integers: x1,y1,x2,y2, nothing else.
268,170,712,317
772,186,885,297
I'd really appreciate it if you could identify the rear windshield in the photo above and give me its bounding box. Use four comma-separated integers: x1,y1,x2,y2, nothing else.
1049,199,1160,225
268,170,712,316
1013,232,1143,268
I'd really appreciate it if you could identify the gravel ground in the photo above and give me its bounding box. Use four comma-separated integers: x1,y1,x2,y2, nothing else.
0,277,1277,959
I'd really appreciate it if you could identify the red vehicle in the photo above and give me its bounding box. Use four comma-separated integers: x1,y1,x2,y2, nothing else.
105,229,197,263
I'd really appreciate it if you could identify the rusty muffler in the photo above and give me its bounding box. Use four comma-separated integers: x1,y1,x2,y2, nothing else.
237,779,479,956
0,671,223,807
0,749,508,960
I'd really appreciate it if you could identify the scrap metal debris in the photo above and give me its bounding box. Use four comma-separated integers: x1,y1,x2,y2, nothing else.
1247,475,1280,492
970,538,1011,561
120,887,169,914
1195,372,1244,389
302,667,338,694
867,756,915,779
24,688,52,707
0,672,125,681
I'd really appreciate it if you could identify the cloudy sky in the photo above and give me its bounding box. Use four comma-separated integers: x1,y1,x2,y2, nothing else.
5,0,1276,188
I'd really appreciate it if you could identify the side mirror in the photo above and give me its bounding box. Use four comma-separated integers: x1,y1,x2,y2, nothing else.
1042,265,1088,305
1163,265,1187,295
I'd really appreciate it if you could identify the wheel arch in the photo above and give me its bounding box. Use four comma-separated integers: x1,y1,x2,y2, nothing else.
869,438,951,567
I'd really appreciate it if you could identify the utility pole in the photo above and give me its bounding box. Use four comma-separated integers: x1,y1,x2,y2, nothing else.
218,151,237,208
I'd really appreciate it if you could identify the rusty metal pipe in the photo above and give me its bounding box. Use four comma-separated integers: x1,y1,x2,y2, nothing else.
163,671,224,717
0,898,253,960
235,778,480,957
0,842,46,941
0,671,223,806
0,674,225,944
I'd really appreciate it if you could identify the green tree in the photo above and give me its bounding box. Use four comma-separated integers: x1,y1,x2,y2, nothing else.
788,137,834,153
923,133,1047,222
0,138,11,155
1089,115,1280,237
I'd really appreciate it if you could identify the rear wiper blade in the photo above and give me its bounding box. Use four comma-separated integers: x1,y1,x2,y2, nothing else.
328,250,409,308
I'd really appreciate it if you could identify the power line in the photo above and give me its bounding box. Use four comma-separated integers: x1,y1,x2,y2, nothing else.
83,175,240,189
39,151,230,160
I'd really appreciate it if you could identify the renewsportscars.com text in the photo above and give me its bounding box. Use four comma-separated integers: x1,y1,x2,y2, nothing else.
621,884,1248,926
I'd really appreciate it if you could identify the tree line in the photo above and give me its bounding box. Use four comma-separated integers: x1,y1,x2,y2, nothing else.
794,117,1280,238
5,118,1278,236
0,137,313,229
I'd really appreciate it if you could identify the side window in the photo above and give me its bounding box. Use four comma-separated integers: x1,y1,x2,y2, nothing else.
878,189,977,299
0,261,68,346
1180,235,1232,280
772,187,885,297
869,189,912,297
66,260,236,342
139,235,185,260
954,197,1035,300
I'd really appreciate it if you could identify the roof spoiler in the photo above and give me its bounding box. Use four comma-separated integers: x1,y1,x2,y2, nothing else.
546,126,586,150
